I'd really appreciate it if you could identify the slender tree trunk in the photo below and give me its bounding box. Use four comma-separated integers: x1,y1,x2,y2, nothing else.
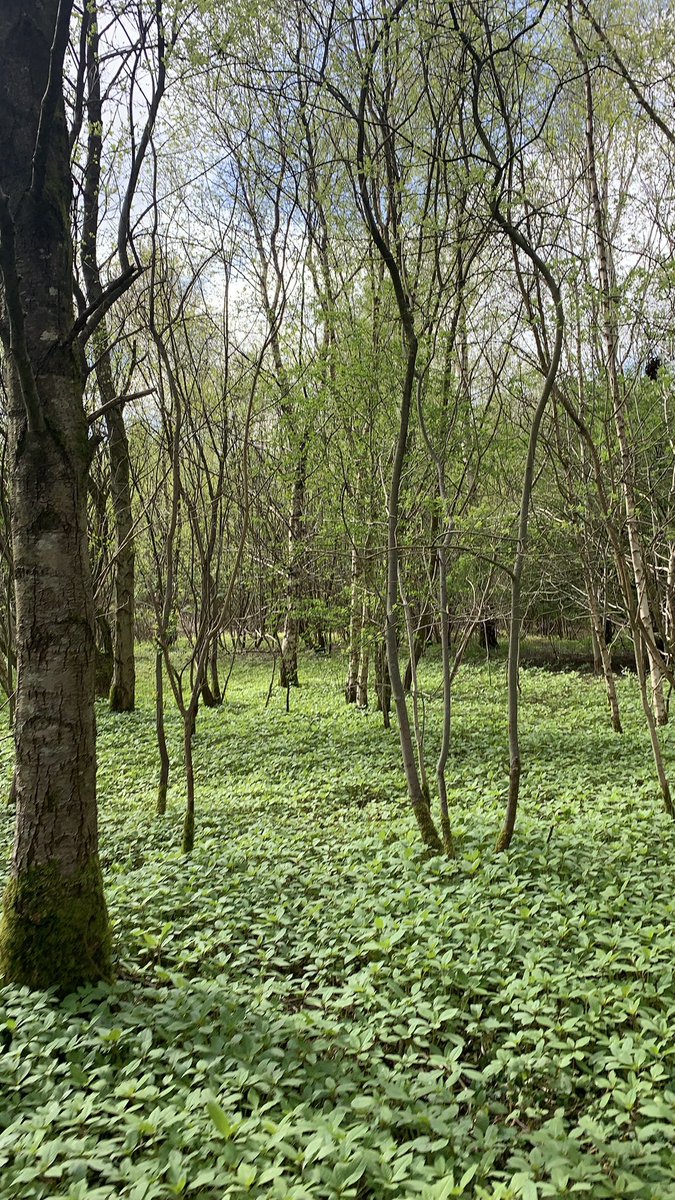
0,0,110,989
345,547,360,703
584,567,622,732
156,647,169,815
375,638,391,728
436,546,454,855
555,388,674,813
634,637,674,817
182,705,197,853
403,597,433,693
107,403,136,711
400,569,429,801
209,639,222,704
590,621,602,673
356,596,369,707
464,72,564,850
95,614,114,698
280,446,307,689
384,344,443,852
353,51,445,850
571,22,667,724
200,635,220,708
81,5,135,712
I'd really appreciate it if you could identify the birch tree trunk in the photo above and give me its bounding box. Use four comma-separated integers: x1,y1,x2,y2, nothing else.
0,0,110,989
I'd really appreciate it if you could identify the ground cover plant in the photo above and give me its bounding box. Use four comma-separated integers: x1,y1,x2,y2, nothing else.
1,652,675,1200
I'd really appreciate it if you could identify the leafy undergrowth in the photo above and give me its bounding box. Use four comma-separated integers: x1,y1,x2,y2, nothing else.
1,652,675,1199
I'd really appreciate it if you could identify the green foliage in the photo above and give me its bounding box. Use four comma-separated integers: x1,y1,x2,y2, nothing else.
1,653,675,1197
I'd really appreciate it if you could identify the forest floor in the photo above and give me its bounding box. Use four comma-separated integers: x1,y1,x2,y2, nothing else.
1,650,675,1200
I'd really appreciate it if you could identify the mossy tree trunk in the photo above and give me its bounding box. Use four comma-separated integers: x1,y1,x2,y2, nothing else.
0,0,111,990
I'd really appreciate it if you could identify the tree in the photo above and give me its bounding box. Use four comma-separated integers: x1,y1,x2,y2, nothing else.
0,0,111,989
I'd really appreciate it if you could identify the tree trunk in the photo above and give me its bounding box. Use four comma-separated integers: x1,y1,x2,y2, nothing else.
107,403,136,711
156,647,169,815
590,621,602,673
345,547,360,703
480,620,499,653
280,446,307,689
0,0,110,990
182,705,197,854
81,5,135,713
584,569,622,732
95,614,114,699
436,546,454,855
571,25,667,724
403,598,433,693
375,639,391,728
384,343,443,853
209,640,222,704
468,110,565,852
356,596,369,707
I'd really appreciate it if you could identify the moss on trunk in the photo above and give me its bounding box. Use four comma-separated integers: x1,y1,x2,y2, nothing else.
109,679,134,712
0,856,111,993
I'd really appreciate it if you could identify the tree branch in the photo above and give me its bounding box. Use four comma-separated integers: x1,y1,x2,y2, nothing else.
88,387,153,426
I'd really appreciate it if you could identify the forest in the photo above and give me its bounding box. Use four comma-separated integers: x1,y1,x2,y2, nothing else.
1,0,675,1196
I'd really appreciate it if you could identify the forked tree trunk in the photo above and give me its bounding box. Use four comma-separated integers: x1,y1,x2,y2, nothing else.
355,34,443,853
0,0,110,989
